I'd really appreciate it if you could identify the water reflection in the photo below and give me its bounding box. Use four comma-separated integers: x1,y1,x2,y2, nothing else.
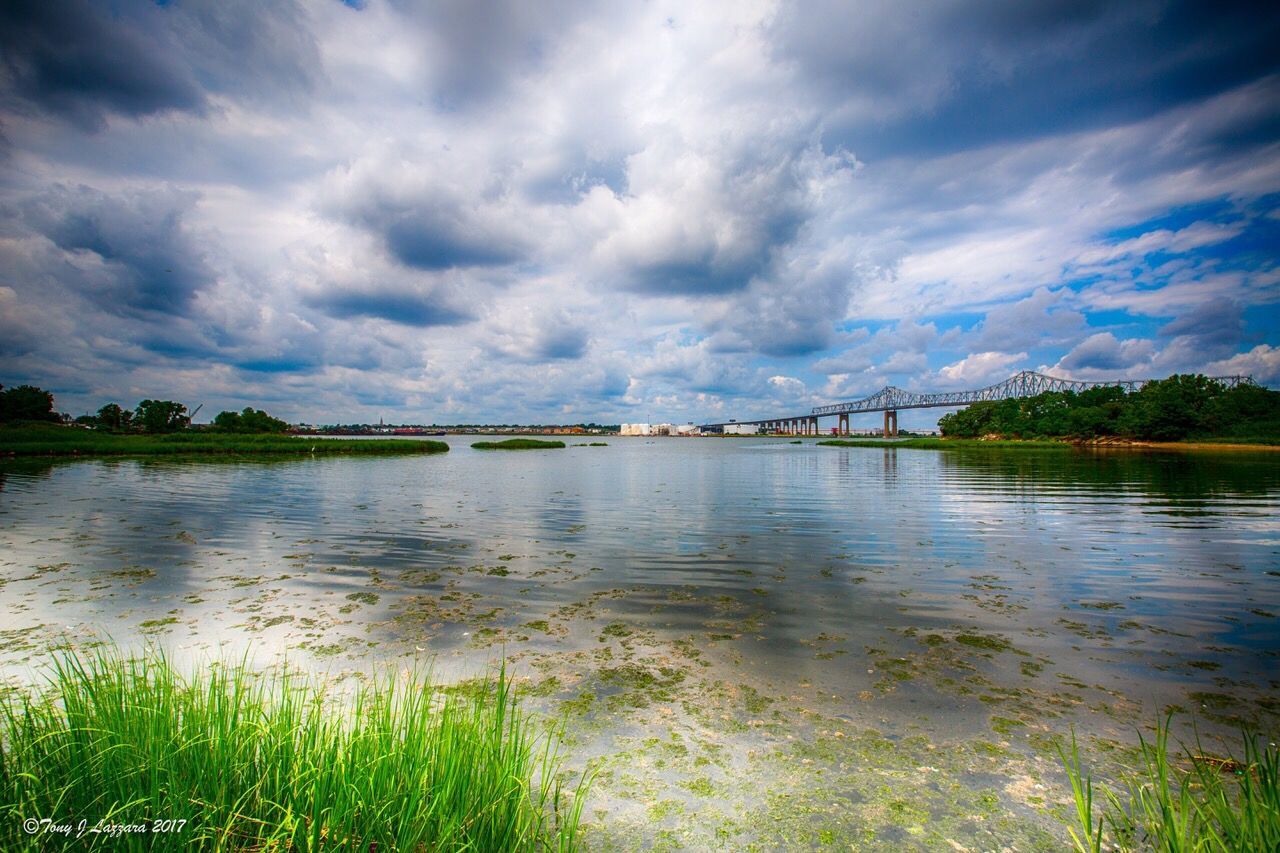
1,442,1276,709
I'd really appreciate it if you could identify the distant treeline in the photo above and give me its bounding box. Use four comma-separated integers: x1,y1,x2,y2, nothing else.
938,374,1279,442
0,384,290,435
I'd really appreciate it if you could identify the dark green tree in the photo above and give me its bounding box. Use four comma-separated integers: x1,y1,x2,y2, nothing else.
212,407,290,433
1118,374,1220,441
96,402,132,431
0,384,58,423
1206,383,1280,439
134,399,189,433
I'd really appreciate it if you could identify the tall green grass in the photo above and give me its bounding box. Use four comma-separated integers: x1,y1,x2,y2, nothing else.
471,439,566,450
0,649,589,851
1058,717,1279,852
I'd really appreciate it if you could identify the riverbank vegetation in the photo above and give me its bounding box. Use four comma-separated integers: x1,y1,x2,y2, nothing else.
1059,718,1279,852
0,424,448,457
472,439,566,450
939,374,1279,442
819,437,1070,450
0,649,589,852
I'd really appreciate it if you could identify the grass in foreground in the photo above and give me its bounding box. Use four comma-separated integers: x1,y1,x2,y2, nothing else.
472,439,566,450
1058,717,1279,852
0,649,588,851
0,424,448,457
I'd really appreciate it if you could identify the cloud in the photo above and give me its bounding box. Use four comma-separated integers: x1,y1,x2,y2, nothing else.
1203,344,1280,384
487,307,592,361
0,0,204,129
1157,297,1243,349
969,287,1086,352
309,291,472,327
937,351,1028,387
771,0,1280,159
16,184,214,317
322,149,531,271
1053,332,1155,373
395,0,604,110
0,0,320,131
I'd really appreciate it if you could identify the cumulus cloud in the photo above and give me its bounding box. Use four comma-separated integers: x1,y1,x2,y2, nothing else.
771,0,1280,159
15,184,214,317
1203,344,1280,384
0,0,204,129
0,0,319,131
969,287,1086,352
1053,332,1155,374
937,351,1028,387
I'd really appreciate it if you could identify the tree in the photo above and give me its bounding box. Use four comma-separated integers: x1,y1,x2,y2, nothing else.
96,402,132,431
1118,375,1220,441
212,407,290,433
1207,383,1280,439
0,384,58,423
134,399,189,433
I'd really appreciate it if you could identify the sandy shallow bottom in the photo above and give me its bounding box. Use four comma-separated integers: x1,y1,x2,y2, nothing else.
1,446,1277,850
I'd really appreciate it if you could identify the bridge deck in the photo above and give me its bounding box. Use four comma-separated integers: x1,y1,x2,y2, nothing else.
699,371,1255,430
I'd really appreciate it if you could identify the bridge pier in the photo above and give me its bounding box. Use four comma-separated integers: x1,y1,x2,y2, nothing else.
811,416,818,435
838,413,848,436
883,409,898,437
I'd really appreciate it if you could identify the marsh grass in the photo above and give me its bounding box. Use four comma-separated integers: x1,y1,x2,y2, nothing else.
0,424,448,457
0,649,589,851
1058,717,1279,852
471,439,566,450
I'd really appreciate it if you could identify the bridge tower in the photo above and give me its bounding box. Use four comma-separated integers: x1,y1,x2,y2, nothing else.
883,410,898,437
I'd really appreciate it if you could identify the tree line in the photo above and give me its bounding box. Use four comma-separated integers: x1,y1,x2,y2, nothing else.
937,374,1280,442
0,384,290,434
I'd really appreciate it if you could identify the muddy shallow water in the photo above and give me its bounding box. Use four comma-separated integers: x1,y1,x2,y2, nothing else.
1,437,1278,849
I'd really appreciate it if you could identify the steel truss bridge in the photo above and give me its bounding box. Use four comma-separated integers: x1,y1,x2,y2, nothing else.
699,370,1257,435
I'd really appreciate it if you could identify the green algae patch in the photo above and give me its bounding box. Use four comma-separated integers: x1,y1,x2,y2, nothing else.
954,633,1014,652
471,438,566,450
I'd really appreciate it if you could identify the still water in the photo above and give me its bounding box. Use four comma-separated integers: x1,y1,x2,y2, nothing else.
2,438,1278,849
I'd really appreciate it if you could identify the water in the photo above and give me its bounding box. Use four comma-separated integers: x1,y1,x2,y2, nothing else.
2,438,1278,849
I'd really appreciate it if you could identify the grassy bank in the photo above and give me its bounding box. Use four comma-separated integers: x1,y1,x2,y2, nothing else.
472,438,566,450
1059,718,1279,852
816,436,1280,451
0,424,448,457
817,437,1071,450
0,649,588,851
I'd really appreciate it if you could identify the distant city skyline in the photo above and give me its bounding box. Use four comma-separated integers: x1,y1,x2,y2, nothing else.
1,0,1277,429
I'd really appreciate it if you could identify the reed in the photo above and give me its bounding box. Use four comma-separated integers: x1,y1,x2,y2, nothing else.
471,439,566,450
1057,717,1279,852
0,649,589,851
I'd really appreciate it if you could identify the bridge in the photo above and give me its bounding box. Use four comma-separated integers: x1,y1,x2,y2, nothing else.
699,371,1257,436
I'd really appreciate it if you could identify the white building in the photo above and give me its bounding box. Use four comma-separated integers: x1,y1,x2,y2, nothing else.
674,423,700,435
620,423,652,436
724,423,759,435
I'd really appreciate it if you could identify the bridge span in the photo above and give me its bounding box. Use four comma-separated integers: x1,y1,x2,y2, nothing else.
699,371,1256,436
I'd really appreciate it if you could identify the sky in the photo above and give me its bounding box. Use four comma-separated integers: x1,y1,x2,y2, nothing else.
1,0,1277,427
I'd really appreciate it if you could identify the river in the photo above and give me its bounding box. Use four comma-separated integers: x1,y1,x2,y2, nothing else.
2,437,1277,849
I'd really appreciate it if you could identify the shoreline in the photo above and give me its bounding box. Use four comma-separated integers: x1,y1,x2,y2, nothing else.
0,425,449,458
816,436,1280,451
